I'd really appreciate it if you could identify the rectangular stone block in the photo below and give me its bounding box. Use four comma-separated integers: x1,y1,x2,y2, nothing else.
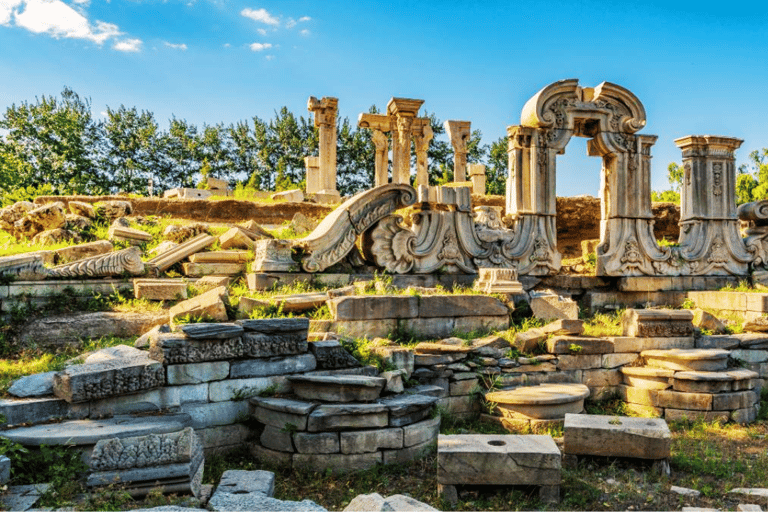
229,353,316,379
292,452,381,474
696,335,741,349
307,404,388,432
438,395,478,416
687,291,745,312
712,391,758,411
181,400,250,428
546,336,613,355
418,295,507,318
89,384,208,417
168,285,227,325
0,455,9,485
208,376,289,402
657,390,713,410
182,262,245,277
249,442,293,466
609,336,694,353
0,397,73,427
196,424,251,450
624,403,663,417
401,318,456,339
150,331,307,365
450,378,479,396
261,425,294,452
583,369,622,388
664,408,729,423
602,353,639,369
746,293,768,313
563,414,671,459
556,354,602,370
166,361,230,385
340,427,403,454
403,416,441,447
293,432,340,454
189,251,250,263
731,349,768,363
619,385,660,407
437,434,560,486
329,295,419,320
454,315,509,334
134,279,188,301
382,438,434,465
622,309,694,338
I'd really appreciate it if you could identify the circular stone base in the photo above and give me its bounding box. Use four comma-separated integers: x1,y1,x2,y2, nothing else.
485,383,590,420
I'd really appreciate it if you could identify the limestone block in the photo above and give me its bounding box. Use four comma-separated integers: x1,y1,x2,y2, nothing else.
8,371,55,398
418,295,507,318
624,403,664,417
134,278,188,301
664,408,729,423
450,378,478,396
219,227,255,250
380,370,405,393
712,391,757,411
237,317,310,335
251,397,317,431
216,469,275,496
696,335,741,349
189,251,250,264
293,432,340,454
307,404,389,431
168,285,228,325
343,493,439,512
208,376,288,402
731,405,759,424
401,318,456,339
0,397,75,427
514,328,547,353
642,348,729,372
248,443,293,467
288,374,385,402
109,225,152,243
0,455,9,485
329,295,419,320
196,424,251,451
454,315,509,334
237,296,270,317
261,425,295,452
0,200,34,232
405,384,447,398
556,354,602,370
672,370,739,393
340,427,403,454
330,320,397,339
414,353,466,365
382,438,434,465
372,345,414,377
657,390,713,410
732,349,768,363
293,452,381,474
88,384,207,417
602,353,639,369
146,233,216,273
183,262,245,277
583,369,622,388
438,395,479,416
53,346,164,403
622,309,694,338
621,367,673,389
309,340,361,370
252,239,298,272
378,394,438,427
271,189,305,203
530,291,579,320
68,200,96,218
541,319,584,336
54,240,113,263
166,361,230,385
609,336,694,353
230,354,317,379
563,414,671,459
547,336,613,355
692,308,727,334
437,434,561,486
0,253,48,281
181,323,244,339
209,491,326,511
27,202,66,231
181,400,250,429
90,427,199,471
619,385,660,406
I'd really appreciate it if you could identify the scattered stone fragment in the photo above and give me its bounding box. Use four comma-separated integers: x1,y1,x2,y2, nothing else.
32,227,81,245
54,240,113,264
289,212,317,233
180,322,244,340
27,201,66,231
692,308,727,334
95,200,132,221
541,319,584,336
68,200,96,218
730,489,768,498
168,285,228,325
0,200,35,233
134,278,188,301
530,290,579,320
8,371,56,398
219,227,256,250
671,485,702,497
163,223,210,243
271,189,305,203
622,309,694,337
744,317,768,333
344,493,439,512
0,483,50,511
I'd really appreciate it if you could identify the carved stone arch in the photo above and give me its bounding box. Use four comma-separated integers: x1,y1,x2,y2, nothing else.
507,79,671,276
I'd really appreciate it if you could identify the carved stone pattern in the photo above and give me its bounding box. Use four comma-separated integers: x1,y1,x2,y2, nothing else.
304,228,357,273
530,236,551,263
685,163,692,186
80,366,165,401
369,215,415,274
592,99,623,131
241,333,308,358
49,247,145,278
152,335,307,364
91,428,197,471
707,235,729,264
372,130,388,151
713,162,723,196
438,231,462,264
313,347,361,370
635,322,694,338
620,238,643,265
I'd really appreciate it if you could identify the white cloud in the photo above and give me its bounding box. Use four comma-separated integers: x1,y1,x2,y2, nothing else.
265,54,274,60
113,37,141,52
299,29,309,36
249,41,271,51
0,0,23,26
241,7,278,26
285,17,295,28
14,0,120,44
163,41,187,50
223,42,230,48
256,27,266,35
298,16,310,22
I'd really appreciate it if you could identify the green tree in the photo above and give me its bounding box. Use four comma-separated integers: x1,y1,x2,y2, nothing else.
336,114,376,196
102,105,161,194
486,137,507,195
738,149,768,204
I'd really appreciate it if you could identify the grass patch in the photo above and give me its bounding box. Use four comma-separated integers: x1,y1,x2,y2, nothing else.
582,310,623,337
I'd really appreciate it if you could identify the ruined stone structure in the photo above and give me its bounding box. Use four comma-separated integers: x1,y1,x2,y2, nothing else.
307,96,340,200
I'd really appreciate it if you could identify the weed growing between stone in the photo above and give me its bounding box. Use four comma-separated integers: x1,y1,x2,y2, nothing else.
581,310,624,337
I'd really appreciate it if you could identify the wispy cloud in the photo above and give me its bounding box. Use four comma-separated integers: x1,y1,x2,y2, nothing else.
241,7,278,26
256,27,266,36
113,37,141,52
249,42,272,51
163,41,187,50
1,0,139,50
299,29,309,36
265,55,274,61
298,16,310,22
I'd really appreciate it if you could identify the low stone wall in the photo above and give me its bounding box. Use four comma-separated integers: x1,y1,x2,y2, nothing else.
0,279,133,314
687,291,768,321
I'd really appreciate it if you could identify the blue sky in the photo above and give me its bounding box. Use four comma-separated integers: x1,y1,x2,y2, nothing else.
1,0,768,196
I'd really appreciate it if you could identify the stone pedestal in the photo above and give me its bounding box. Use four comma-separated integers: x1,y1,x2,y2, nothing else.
469,163,486,194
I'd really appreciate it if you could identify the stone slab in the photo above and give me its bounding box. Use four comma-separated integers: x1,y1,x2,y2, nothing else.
377,394,438,427
563,413,671,459
418,295,507,318
329,295,419,320
181,400,250,429
546,336,613,355
134,279,188,301
7,371,56,398
288,374,386,402
217,469,275,496
642,348,729,372
403,416,441,448
230,353,317,379
208,376,289,402
293,432,340,454
181,323,245,339
622,309,694,338
166,361,230,385
609,336,695,353
340,427,403,454
307,404,388,432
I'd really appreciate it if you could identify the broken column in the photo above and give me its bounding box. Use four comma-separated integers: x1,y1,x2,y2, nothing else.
388,98,424,185
445,120,471,183
469,163,486,195
413,120,433,187
304,156,321,194
372,130,389,187
307,96,339,198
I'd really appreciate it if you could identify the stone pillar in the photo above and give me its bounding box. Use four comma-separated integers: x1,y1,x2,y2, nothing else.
372,130,389,187
387,98,424,185
307,96,338,193
304,156,321,194
413,121,433,188
469,164,486,195
674,135,752,275
445,120,471,182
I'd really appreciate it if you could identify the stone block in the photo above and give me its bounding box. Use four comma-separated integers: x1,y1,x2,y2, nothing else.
450,378,478,396
413,352,466,365
196,424,251,451
209,376,288,402
134,279,188,301
54,240,112,263
271,189,305,202
378,393,438,427
437,434,561,485
732,349,768,363
438,394,479,416
182,262,245,277
88,384,207,416
619,386,660,406
401,318,456,339
181,400,250,428
712,391,758,411
0,397,76,427
746,293,768,313
382,438,434,465
0,455,9,485
547,336,613,355
454,315,509,334
624,403,664,417
330,319,397,339
329,295,419,320
621,367,674,389
293,452,381,474
563,413,671,459
27,202,66,230
293,432,340,454
340,427,403,454
541,319,584,336
189,251,250,263
373,345,414,377
166,361,230,384
168,285,228,325
418,295,507,318
602,353,639,369
583,369,622,388
530,291,579,320
696,335,741,349
261,425,294,452
7,371,55,398
89,427,199,472
230,353,317,379
609,336,695,352
252,397,316,431
687,291,746,311
514,328,546,353
692,308,727,334
664,409,729,423
310,340,362,370
622,309,694,338
731,406,759,424
216,469,275,496
657,390,713,410
109,225,152,243
307,404,389,431
344,493,439,512
556,354,602,370
642,348,729,372
219,227,255,250
248,443,293,467
53,346,164,403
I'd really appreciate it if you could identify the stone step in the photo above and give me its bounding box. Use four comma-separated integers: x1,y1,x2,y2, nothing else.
485,383,590,420
563,413,671,460
2,413,191,446
672,369,758,393
287,374,387,402
642,348,730,372
620,367,674,390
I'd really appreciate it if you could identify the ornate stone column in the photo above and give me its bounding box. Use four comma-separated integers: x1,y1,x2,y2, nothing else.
469,164,486,195
372,130,389,187
307,96,339,193
445,120,471,182
675,135,754,275
304,156,320,194
413,120,433,187
387,98,424,185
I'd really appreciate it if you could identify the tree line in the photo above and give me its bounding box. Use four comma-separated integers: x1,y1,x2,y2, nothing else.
0,87,508,205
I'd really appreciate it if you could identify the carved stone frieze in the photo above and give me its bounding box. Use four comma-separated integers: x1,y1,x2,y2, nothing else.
91,427,199,471
48,246,145,278
252,239,297,272
149,331,307,365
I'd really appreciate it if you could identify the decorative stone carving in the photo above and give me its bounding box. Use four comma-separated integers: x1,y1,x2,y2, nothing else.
48,247,145,278
413,122,434,187
252,239,297,272
445,120,471,182
90,427,199,471
294,183,416,272
371,130,390,187
474,268,523,295
0,253,49,281
149,331,307,365
307,96,339,194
